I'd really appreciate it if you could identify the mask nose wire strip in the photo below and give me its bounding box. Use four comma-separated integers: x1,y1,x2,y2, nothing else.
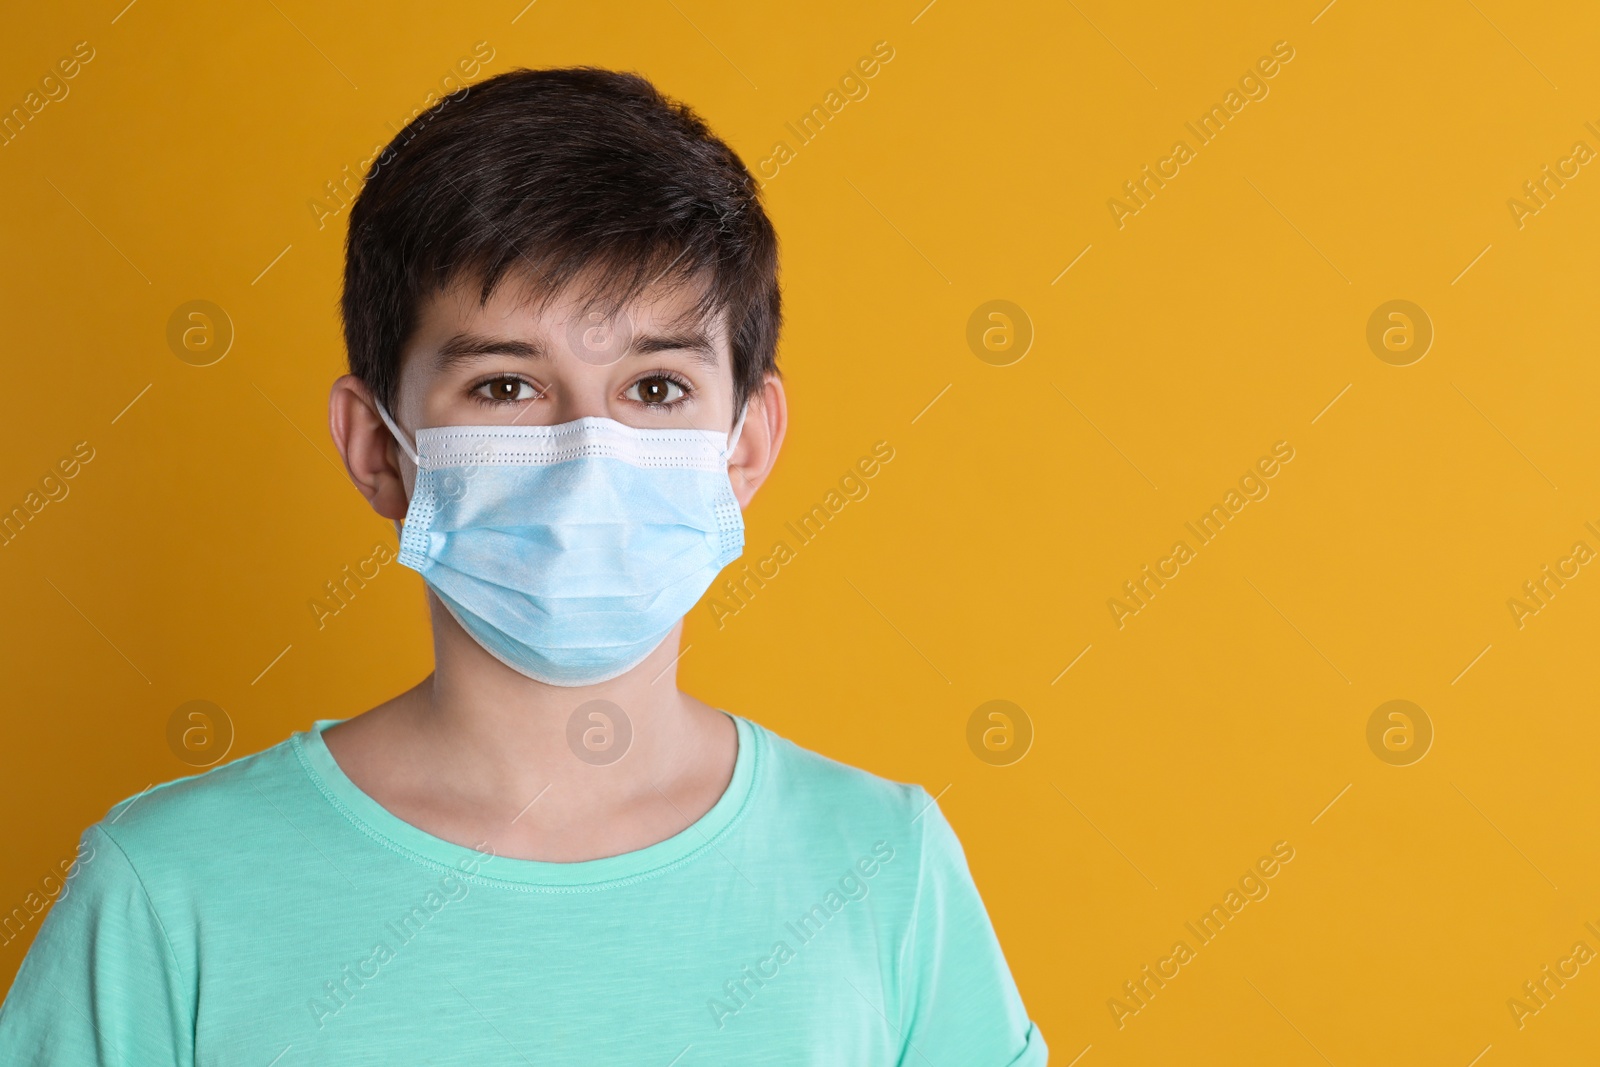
374,401,421,467
380,399,745,467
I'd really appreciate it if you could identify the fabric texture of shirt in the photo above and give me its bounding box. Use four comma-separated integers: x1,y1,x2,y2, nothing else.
0,711,1047,1065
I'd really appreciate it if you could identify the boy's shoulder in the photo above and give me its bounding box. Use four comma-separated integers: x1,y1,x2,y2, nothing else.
742,714,939,836
90,726,312,860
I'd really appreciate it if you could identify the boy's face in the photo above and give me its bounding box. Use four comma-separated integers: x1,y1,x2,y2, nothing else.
393,269,739,440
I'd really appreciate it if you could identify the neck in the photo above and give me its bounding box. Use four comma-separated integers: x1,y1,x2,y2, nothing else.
397,594,710,813
319,560,740,864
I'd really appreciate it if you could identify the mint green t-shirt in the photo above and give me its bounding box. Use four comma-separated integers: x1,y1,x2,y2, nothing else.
0,712,1047,1065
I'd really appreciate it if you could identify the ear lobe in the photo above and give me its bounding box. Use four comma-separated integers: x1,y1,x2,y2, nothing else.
328,375,412,521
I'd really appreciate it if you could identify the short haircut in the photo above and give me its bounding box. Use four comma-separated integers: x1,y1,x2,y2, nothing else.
340,66,781,422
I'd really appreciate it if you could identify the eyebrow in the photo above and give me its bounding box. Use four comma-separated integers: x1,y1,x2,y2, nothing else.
434,326,720,370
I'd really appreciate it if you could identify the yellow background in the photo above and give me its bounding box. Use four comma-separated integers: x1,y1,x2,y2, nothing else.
3,0,1599,1062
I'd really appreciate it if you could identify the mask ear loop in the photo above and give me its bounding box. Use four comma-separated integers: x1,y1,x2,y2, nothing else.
723,402,750,460
374,401,421,467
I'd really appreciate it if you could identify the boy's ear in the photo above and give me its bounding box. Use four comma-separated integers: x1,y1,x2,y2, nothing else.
329,375,410,521
729,376,787,507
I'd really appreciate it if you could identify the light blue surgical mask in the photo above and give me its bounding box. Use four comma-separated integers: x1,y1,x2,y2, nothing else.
375,402,747,686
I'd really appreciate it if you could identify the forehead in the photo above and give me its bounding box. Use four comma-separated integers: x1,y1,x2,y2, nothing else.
415,266,729,348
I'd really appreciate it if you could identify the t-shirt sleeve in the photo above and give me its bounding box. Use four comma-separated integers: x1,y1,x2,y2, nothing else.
0,823,193,1066
896,790,1048,1067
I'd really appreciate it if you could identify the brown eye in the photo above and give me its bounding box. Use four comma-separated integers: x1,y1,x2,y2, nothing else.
478,378,538,402
628,375,685,405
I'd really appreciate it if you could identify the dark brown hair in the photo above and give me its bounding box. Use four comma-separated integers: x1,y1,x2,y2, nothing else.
340,66,781,422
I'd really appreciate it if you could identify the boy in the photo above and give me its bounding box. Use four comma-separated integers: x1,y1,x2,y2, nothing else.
0,67,1046,1064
